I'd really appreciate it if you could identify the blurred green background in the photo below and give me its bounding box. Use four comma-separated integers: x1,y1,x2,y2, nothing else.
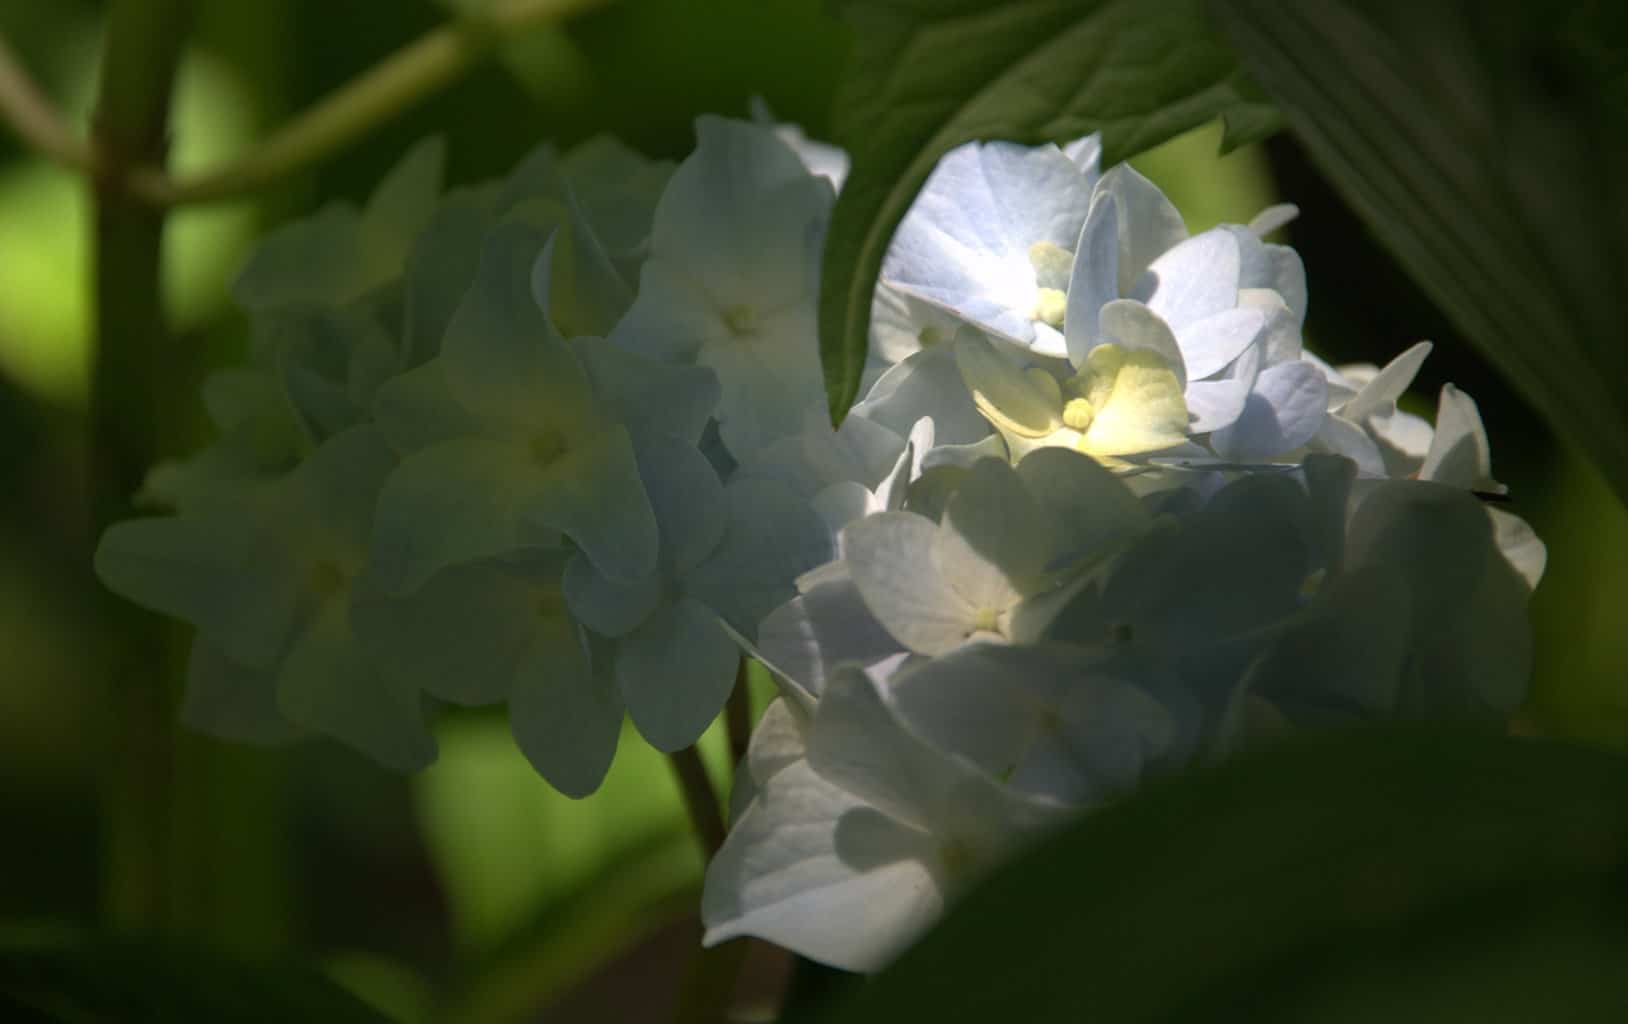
1,0,1624,1020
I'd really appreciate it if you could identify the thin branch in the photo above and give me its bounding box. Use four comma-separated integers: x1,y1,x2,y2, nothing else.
669,746,727,861
122,0,609,206
0,30,97,174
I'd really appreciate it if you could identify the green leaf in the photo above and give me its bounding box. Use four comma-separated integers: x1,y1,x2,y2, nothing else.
803,729,1628,1021
1211,0,1628,505
0,931,389,1023
818,0,1281,421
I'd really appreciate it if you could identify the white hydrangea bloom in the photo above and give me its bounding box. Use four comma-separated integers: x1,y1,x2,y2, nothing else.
702,668,1073,972
882,138,1101,359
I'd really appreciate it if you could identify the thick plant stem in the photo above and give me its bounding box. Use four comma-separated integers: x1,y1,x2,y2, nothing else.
669,747,726,861
91,0,190,931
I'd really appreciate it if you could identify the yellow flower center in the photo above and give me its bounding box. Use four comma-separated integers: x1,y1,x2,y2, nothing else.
1062,397,1095,431
1032,288,1067,328
972,606,1001,633
1028,240,1075,328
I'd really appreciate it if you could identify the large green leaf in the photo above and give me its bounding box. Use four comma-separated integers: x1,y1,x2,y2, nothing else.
1211,0,1628,506
817,0,1281,420
801,729,1628,1021
0,931,390,1022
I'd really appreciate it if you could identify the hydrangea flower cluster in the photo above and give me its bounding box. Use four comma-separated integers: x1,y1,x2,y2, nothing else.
95,113,1545,972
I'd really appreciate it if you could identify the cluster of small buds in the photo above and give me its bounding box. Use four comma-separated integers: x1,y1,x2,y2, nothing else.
94,110,1545,971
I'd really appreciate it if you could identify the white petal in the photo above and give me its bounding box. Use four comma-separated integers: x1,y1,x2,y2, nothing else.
701,759,942,972
1091,163,1188,294
1489,508,1546,590
1134,227,1241,331
888,644,1174,805
1247,203,1299,237
856,343,991,448
812,481,882,543
1313,413,1388,478
868,279,964,365
1419,383,1500,491
883,141,1093,348
1098,299,1188,389
1210,362,1328,460
1014,447,1147,561
1174,307,1267,381
934,457,1052,610
805,668,947,830
758,575,905,698
843,511,978,655
1339,341,1432,423
1063,198,1119,364
1185,378,1253,434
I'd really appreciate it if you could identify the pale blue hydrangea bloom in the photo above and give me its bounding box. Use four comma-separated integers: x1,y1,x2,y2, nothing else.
563,432,831,753
234,137,447,315
612,116,835,461
368,224,660,596
97,427,437,771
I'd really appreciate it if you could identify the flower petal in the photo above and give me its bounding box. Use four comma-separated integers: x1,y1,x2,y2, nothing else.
842,511,978,655
1210,361,1328,461
275,598,436,773
616,596,740,752
1134,227,1241,332
521,425,659,584
510,619,622,797
370,438,545,596
701,759,941,973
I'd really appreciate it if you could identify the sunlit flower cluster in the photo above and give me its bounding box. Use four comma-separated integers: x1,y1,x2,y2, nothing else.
95,113,1546,971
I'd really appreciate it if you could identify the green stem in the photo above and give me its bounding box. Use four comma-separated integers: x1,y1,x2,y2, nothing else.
668,746,727,861
667,744,751,1023
90,0,191,932
725,658,752,770
122,0,609,207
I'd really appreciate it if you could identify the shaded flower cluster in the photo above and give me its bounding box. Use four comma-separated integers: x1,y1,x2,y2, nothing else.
95,114,1546,971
